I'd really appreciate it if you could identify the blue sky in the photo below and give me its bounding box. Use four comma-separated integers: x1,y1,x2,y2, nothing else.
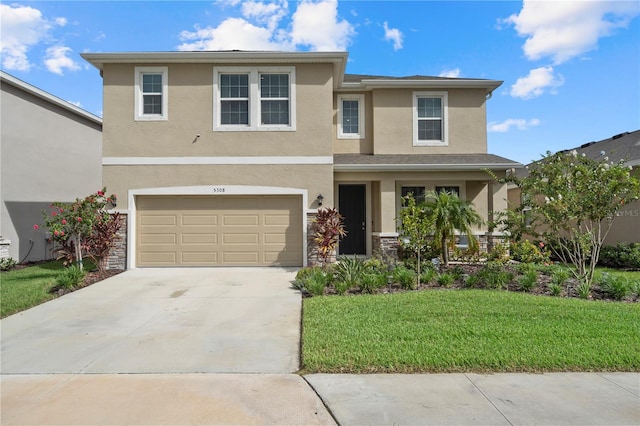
2,0,639,164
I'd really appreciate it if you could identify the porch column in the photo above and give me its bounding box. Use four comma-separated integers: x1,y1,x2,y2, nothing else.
486,181,508,252
372,176,400,263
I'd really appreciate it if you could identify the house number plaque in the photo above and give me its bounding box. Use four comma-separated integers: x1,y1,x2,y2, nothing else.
212,187,226,193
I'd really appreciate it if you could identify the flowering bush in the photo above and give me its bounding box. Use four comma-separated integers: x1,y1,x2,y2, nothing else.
311,207,347,268
37,188,119,271
510,240,551,264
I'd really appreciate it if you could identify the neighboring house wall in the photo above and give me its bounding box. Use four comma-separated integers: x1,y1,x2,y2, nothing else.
0,72,102,262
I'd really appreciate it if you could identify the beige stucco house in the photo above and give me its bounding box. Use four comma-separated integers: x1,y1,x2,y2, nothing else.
0,71,102,263
81,51,520,269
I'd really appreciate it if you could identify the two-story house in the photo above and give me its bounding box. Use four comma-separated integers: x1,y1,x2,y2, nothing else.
81,51,520,269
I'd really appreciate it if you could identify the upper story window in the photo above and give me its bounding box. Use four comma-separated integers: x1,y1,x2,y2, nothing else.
337,94,365,139
214,67,296,131
413,91,448,146
135,67,168,121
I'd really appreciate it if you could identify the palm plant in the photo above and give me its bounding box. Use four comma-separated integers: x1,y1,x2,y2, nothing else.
423,190,483,267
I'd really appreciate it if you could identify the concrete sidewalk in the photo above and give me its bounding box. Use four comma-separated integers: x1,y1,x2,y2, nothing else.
307,372,640,426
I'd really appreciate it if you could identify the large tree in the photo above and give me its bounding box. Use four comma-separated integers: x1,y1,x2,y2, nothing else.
423,190,483,267
501,150,640,290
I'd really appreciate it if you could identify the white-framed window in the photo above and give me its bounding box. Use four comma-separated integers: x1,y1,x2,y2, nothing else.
213,66,296,131
134,67,168,121
435,186,460,197
337,94,365,139
413,91,448,146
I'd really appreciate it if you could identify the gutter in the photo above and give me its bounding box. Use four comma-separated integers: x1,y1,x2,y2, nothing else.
333,163,522,172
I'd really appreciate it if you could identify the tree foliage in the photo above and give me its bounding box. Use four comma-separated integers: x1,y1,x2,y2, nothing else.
497,150,640,289
39,188,119,271
422,190,483,267
398,194,435,284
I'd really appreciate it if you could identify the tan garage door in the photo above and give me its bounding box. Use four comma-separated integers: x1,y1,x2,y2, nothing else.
136,195,302,267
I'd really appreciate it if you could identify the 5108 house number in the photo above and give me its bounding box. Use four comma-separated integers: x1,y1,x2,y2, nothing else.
212,187,226,193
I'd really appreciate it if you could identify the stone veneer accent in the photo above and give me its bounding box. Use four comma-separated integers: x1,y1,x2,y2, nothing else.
0,238,10,260
105,213,127,270
372,235,399,265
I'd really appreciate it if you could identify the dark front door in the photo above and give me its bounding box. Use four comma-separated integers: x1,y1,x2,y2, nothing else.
339,184,366,255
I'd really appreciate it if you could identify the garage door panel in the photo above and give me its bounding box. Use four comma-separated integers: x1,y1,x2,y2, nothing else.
223,252,260,264
140,252,177,264
140,215,177,226
181,234,217,244
140,234,177,244
223,214,259,226
182,252,218,263
223,233,260,244
182,214,218,226
137,195,302,267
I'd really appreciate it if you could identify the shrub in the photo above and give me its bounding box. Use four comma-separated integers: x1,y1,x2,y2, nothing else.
548,282,562,297
420,268,437,284
360,272,387,294
305,269,331,296
598,243,640,270
478,261,513,289
463,273,481,288
598,273,631,301
510,240,550,264
311,207,346,267
437,273,455,288
334,257,366,289
518,269,538,292
333,280,350,296
550,268,570,286
486,243,510,263
363,257,388,274
577,282,591,299
0,257,17,271
393,265,417,290
55,265,86,290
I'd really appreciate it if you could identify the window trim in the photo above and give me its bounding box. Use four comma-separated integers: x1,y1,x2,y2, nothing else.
213,66,296,132
337,94,365,139
413,91,448,146
134,66,168,121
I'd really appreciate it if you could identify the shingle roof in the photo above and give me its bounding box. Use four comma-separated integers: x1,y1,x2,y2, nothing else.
515,130,640,177
344,74,456,82
562,130,640,166
334,154,521,171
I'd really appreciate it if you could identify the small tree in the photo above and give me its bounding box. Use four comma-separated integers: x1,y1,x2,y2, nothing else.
499,151,640,289
40,188,119,271
423,190,483,267
311,207,347,268
397,194,435,285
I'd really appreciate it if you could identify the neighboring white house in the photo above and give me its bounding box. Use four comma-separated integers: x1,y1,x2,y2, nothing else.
1,71,102,263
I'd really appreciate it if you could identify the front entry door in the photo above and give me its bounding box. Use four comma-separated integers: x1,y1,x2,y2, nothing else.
338,184,366,255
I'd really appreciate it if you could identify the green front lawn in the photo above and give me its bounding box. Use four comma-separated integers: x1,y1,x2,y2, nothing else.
0,261,64,318
302,289,640,373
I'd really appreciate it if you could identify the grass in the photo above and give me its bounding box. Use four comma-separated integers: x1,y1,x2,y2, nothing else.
0,260,96,319
302,289,640,373
0,261,64,318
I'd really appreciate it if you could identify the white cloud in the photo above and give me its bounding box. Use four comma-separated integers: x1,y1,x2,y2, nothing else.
0,4,50,71
44,46,80,75
488,118,541,133
510,66,564,99
179,0,355,52
179,18,287,51
439,68,461,78
383,21,403,51
54,17,67,27
291,0,355,50
504,0,639,64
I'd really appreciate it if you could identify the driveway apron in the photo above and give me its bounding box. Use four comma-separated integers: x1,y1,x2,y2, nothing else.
1,268,302,374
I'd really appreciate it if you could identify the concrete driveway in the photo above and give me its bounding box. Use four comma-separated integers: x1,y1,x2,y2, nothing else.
1,268,302,374
2,268,337,425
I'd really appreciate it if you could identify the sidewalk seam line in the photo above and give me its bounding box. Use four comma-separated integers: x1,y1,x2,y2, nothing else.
302,376,341,426
465,373,514,426
597,373,640,398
